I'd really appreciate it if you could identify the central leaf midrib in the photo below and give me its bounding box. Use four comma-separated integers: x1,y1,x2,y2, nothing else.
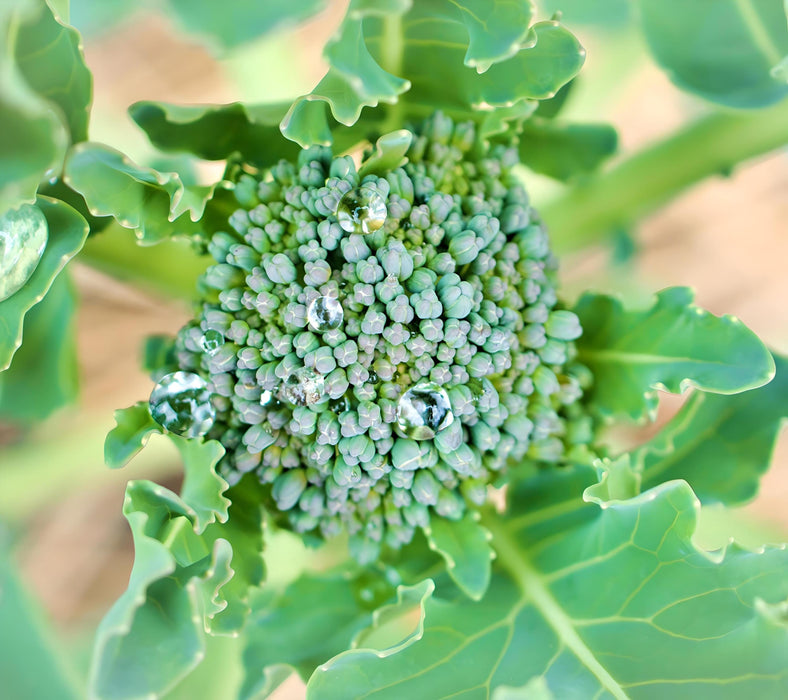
579,348,738,367
484,514,630,700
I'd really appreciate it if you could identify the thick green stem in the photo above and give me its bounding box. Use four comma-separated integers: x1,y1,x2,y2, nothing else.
79,225,208,301
542,99,788,254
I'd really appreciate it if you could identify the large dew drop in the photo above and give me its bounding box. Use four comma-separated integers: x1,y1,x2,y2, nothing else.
200,329,225,355
0,204,48,302
283,367,325,407
336,187,387,234
307,295,344,332
396,381,454,440
149,371,216,438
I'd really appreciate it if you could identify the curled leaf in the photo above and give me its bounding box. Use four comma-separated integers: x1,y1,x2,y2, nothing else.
424,511,493,601
0,197,88,371
574,286,776,422
64,143,219,244
633,352,788,504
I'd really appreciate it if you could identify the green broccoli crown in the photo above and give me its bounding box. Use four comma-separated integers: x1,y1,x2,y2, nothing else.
167,112,593,561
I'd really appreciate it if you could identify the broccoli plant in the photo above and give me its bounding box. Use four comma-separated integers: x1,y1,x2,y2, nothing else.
1,1,788,699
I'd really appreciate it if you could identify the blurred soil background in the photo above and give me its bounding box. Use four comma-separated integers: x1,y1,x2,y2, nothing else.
0,1,786,698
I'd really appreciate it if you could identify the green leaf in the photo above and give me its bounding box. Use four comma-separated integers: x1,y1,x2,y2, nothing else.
0,4,69,212
447,0,535,72
493,677,555,700
532,80,574,119
104,402,161,469
424,511,493,601
240,571,386,699
205,475,266,634
164,0,328,50
0,271,78,422
129,101,300,169
90,438,263,700
358,129,412,177
63,142,217,245
282,3,585,147
0,532,81,700
0,196,88,370
584,455,641,503
15,0,92,142
308,481,788,698
574,287,776,422
89,481,211,700
172,436,231,533
518,118,618,182
638,0,788,108
281,2,411,147
633,352,788,505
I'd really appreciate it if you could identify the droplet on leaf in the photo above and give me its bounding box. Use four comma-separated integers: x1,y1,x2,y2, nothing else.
200,329,225,355
336,187,387,234
396,381,454,440
307,295,344,332
283,367,325,407
0,204,48,302
149,371,216,438
260,389,273,406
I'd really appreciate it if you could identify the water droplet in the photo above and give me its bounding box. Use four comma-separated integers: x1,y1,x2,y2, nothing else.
283,367,325,407
260,389,273,406
149,371,216,438
0,204,48,302
396,381,454,440
329,395,350,414
306,295,344,332
336,187,387,234
200,329,225,355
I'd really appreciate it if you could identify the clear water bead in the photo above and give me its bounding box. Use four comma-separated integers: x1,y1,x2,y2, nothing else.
283,367,325,407
149,371,216,438
329,395,350,414
336,187,387,234
396,381,454,441
0,204,48,302
260,389,273,406
307,295,344,332
200,329,225,355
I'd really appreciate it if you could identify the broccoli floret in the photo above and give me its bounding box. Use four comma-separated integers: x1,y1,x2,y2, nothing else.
171,112,594,562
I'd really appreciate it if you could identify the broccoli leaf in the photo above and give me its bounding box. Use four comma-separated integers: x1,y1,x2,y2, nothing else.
424,511,493,601
239,571,389,699
282,2,585,147
0,196,88,371
493,676,555,700
633,352,788,505
89,438,265,700
104,402,162,469
281,1,411,147
574,287,776,422
128,101,300,169
15,0,92,143
64,143,218,244
164,0,328,50
0,3,69,212
0,272,78,422
448,0,535,72
518,118,618,182
308,480,788,698
638,0,788,107
358,129,413,177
